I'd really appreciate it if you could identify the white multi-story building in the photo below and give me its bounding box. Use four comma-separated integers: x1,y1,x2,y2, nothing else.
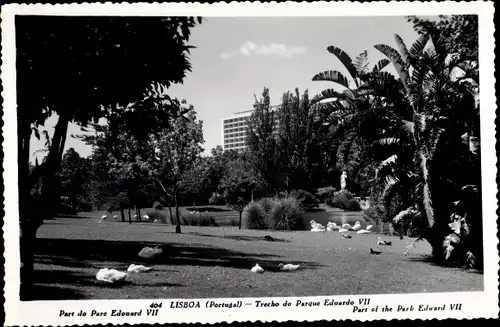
221,106,280,152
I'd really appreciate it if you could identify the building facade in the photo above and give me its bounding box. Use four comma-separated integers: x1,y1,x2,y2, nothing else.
221,106,280,152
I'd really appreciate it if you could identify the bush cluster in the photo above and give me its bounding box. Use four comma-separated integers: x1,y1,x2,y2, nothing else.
208,192,226,205
242,196,304,231
289,189,320,210
326,190,361,211
315,186,337,203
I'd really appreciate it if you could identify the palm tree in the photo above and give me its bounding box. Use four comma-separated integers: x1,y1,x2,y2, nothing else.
311,47,397,191
373,33,480,265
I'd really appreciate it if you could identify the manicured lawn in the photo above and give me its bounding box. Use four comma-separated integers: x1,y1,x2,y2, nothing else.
32,216,483,300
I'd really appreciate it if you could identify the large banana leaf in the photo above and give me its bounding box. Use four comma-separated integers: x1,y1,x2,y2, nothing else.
311,89,351,104
394,34,411,67
374,44,410,93
312,70,350,89
372,59,390,73
326,45,359,87
409,34,430,59
353,50,370,76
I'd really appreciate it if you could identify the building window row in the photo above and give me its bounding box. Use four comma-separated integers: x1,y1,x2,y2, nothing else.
224,116,249,124
224,131,247,139
224,137,246,144
226,142,246,149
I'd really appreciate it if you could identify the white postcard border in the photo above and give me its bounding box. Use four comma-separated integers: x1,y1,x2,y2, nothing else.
2,1,498,326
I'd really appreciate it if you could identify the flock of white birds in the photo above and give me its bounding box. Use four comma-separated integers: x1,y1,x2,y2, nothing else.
95,216,396,283
100,214,159,223
310,220,374,235
95,246,163,283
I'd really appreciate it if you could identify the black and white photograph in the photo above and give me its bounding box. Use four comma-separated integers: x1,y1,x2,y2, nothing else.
2,1,498,325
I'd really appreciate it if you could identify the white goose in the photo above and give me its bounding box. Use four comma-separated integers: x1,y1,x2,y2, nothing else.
366,224,374,231
278,263,300,271
99,215,107,223
338,228,349,233
342,223,352,230
138,246,163,259
96,268,127,283
127,264,152,273
326,222,339,231
357,229,371,234
113,215,118,220
310,220,326,232
251,264,264,273
351,221,362,231
143,214,150,220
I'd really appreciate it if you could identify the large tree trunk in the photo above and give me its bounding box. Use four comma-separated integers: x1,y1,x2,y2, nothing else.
120,203,125,222
175,189,181,233
168,205,174,225
19,114,70,300
239,211,242,230
128,208,132,224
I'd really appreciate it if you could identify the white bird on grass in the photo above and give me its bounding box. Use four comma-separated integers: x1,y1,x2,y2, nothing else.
338,228,349,233
251,264,264,273
134,214,138,220
138,246,163,259
326,222,339,231
310,220,325,232
96,268,127,283
377,237,392,246
143,214,150,220
113,215,118,220
341,233,352,239
366,224,374,231
278,263,300,271
357,229,371,234
352,221,362,231
342,223,352,230
127,264,152,273
99,215,107,223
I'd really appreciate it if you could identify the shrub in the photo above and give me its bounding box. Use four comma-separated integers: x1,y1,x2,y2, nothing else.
242,202,267,229
266,196,304,231
208,192,226,205
363,204,387,223
345,198,362,211
316,186,336,203
152,201,163,211
182,212,218,227
327,190,361,211
289,189,320,210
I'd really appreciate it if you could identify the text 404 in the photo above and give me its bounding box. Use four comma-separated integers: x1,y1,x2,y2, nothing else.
150,303,163,309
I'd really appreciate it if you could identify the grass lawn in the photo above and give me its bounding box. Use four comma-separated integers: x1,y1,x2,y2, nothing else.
32,216,483,300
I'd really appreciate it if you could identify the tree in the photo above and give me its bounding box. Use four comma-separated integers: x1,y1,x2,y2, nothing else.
58,148,92,212
246,88,283,194
276,89,326,191
219,158,260,229
17,16,202,299
150,107,205,233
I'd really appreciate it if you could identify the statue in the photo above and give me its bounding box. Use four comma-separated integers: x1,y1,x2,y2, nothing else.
340,171,347,190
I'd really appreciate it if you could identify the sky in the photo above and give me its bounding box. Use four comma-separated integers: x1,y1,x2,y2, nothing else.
30,16,422,162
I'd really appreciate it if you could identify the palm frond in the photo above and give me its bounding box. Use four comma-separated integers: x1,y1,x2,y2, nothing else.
375,137,401,147
408,34,430,60
353,50,370,75
394,34,411,67
311,89,350,104
372,59,390,73
374,44,410,91
326,46,358,86
312,70,351,89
